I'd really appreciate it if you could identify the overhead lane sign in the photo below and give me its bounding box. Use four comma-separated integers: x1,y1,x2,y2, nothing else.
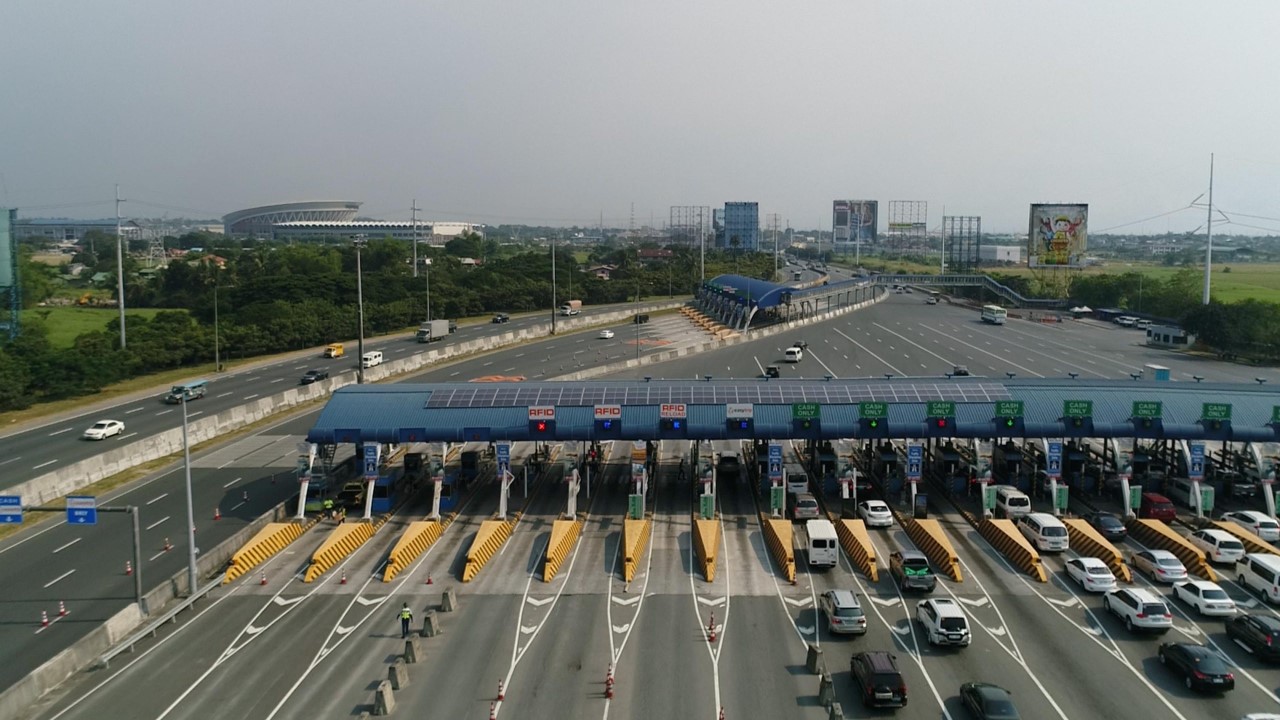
66,496,97,525
0,496,21,524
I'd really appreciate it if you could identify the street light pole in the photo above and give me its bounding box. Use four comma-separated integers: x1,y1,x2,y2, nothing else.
425,256,432,321
213,280,221,373
180,394,198,594
354,235,367,384
115,184,128,349
551,239,557,335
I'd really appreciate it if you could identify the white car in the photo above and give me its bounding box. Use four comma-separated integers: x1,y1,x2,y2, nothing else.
1188,528,1246,564
857,500,893,528
598,329,615,339
916,597,971,647
1222,511,1280,543
1131,549,1189,583
83,419,125,440
1172,580,1237,616
1065,557,1117,592
1103,587,1173,633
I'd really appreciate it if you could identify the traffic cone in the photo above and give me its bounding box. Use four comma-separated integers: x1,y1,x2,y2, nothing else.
214,507,222,521
708,613,716,643
605,664,614,699
125,560,133,576
497,679,505,701
340,570,347,585
719,707,725,720
426,573,433,585
242,490,249,502
259,570,267,586
163,537,172,551
41,610,49,628
58,601,67,617
489,702,496,719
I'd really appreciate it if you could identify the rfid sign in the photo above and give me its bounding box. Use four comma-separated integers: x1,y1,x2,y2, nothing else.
1046,442,1063,479
1189,443,1205,480
496,442,510,476
768,443,783,483
363,444,379,480
906,445,923,480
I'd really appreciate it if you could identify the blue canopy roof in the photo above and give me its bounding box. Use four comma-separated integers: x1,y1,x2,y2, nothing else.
703,274,791,308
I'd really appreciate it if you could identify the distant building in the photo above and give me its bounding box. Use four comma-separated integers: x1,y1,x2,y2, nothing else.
1148,242,1182,256
721,202,759,251
1146,325,1193,348
637,248,673,261
270,220,483,243
712,208,725,247
16,218,146,242
223,201,362,236
979,245,1023,264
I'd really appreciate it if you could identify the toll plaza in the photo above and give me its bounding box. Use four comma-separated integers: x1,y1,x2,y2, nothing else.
695,274,877,330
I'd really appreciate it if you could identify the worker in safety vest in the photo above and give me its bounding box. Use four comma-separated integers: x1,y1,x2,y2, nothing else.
399,603,414,638
322,497,335,519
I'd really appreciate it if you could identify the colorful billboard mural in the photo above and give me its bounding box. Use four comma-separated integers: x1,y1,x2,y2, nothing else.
1028,203,1088,267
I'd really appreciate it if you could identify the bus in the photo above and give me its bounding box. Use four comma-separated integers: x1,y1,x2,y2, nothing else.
981,305,1007,325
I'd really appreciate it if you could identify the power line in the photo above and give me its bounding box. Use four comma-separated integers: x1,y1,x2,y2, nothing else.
1092,205,1197,233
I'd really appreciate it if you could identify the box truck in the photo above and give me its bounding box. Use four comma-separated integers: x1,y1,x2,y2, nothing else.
415,319,451,343
559,300,582,316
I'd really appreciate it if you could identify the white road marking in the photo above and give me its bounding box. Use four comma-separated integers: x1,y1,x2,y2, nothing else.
243,394,258,400
49,427,75,436
32,459,58,470
44,569,75,588
187,411,203,418
119,433,137,441
223,477,242,488
833,328,904,375
269,378,285,384
155,410,173,416
146,493,168,505
0,457,20,466
125,407,144,414
53,538,81,553
145,516,170,531
216,392,232,398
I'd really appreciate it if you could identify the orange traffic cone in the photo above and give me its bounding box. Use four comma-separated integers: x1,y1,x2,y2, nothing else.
426,573,433,585
340,570,347,585
259,570,267,586
214,507,222,520
497,679,505,701
489,702,497,719
605,664,614,699
125,560,133,576
708,613,717,643
58,601,67,617
40,610,49,628
163,537,172,551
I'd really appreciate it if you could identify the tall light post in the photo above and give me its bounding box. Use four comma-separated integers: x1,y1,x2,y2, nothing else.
424,256,432,321
550,239,557,335
213,280,221,372
353,234,368,384
115,184,128,348
180,393,198,594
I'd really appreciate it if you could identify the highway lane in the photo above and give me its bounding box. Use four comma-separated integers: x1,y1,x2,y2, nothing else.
642,292,1274,384
0,312,703,696
0,300,655,488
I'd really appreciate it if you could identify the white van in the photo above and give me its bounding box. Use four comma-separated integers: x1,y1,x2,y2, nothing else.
1167,476,1195,507
784,347,803,363
1238,553,1280,604
994,485,1032,519
806,519,839,569
1016,512,1070,552
361,350,384,368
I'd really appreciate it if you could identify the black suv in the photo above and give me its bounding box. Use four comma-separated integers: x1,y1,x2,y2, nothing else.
851,651,908,708
1226,614,1280,661
890,550,937,593
491,313,509,324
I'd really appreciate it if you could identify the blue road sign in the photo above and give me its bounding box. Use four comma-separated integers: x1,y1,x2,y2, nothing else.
66,496,97,525
768,443,783,481
907,445,923,480
1047,441,1063,479
1189,443,1205,480
496,442,511,475
0,496,21,524
363,445,379,480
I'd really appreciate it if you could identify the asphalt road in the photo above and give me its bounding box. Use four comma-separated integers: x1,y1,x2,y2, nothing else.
0,300,657,489
11,289,1280,719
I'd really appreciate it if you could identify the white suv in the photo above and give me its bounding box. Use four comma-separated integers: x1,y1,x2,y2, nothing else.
1103,588,1173,633
1222,511,1280,542
1188,528,1246,564
916,597,971,647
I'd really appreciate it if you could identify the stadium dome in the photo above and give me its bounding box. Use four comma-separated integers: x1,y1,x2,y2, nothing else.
222,201,361,235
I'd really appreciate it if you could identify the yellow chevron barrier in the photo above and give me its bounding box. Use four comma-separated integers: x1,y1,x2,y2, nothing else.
463,515,518,582
1063,518,1132,583
906,518,963,582
979,519,1047,583
303,522,376,583
543,519,584,582
223,519,315,584
1125,519,1216,581
835,519,878,582
382,520,445,582
623,518,652,582
1214,520,1280,557
693,518,720,582
760,514,796,583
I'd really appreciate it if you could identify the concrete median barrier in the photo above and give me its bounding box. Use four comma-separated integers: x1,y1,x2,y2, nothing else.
303,522,377,583
1125,519,1216,581
1063,518,1132,583
543,518,583,582
463,515,518,582
906,518,963,582
1213,520,1280,557
835,519,878,582
693,518,720,582
223,520,313,584
623,518,652,582
382,521,445,582
979,519,1046,582
760,514,796,583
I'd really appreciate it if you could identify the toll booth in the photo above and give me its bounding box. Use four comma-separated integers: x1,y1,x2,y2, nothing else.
864,441,903,495
460,451,481,486
371,472,409,514
934,441,967,495
438,468,460,512
817,441,838,496
993,441,1024,487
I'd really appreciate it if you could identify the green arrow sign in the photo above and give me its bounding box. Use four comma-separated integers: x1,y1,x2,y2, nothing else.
770,485,785,512
1273,406,1280,424
994,400,1024,418
859,402,888,419
792,403,821,420
700,493,715,520
1132,401,1163,419
1202,403,1232,421
1064,400,1093,418
926,401,956,417
628,494,644,520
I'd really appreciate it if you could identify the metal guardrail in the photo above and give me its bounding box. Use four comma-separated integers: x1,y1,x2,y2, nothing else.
96,577,222,669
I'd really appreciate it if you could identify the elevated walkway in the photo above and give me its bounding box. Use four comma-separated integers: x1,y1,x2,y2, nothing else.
880,273,1068,309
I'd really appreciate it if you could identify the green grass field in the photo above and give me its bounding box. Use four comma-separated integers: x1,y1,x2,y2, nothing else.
20,307,177,348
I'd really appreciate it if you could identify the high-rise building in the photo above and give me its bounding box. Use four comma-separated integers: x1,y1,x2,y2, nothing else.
721,202,759,251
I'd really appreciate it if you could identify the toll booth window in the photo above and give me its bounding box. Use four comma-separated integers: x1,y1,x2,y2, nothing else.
441,483,453,499
373,485,391,500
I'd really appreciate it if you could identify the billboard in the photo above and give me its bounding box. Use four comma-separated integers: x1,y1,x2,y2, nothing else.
1028,204,1088,267
832,200,877,245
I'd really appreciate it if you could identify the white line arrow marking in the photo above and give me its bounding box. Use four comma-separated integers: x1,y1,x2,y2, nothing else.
1239,598,1259,609
1174,624,1202,638
245,625,264,635
356,596,388,607
1045,597,1079,608
526,597,554,607
271,597,305,607
797,625,815,635
335,626,355,636
611,595,641,606
612,624,631,633
869,596,901,607
891,625,911,636
785,597,812,608
956,596,990,608
985,625,1007,637
697,596,727,607
520,625,537,634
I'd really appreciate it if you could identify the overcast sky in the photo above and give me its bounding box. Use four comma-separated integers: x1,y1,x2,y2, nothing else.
3,0,1278,234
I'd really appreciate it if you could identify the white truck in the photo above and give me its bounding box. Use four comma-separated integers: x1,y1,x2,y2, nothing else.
559,300,582,316
415,319,451,343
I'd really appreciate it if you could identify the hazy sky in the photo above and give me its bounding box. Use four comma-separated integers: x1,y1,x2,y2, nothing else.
3,1,1278,234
